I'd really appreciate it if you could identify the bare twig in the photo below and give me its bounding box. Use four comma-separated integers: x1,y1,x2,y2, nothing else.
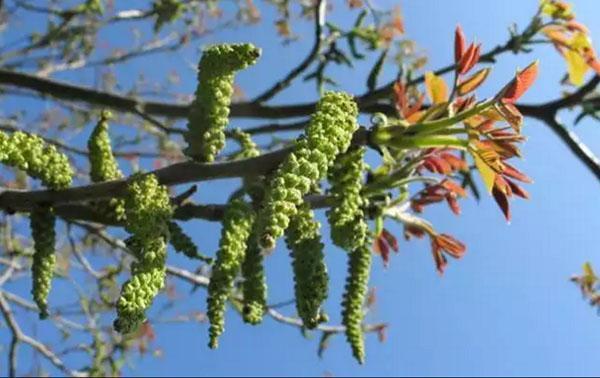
0,292,86,377
252,0,328,103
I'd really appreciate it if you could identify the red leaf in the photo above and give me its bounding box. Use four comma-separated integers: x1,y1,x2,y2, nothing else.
506,178,530,199
492,186,511,222
500,61,539,103
455,25,466,64
446,193,461,215
381,228,399,253
502,162,533,183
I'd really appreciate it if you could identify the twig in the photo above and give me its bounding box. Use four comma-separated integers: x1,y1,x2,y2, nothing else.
0,292,86,377
267,308,386,334
252,0,327,103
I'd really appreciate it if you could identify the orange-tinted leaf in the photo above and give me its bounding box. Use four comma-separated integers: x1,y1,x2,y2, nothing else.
566,20,589,33
458,68,491,96
446,193,461,215
502,162,533,183
436,233,466,258
381,228,399,253
424,72,448,104
458,43,481,75
492,186,511,221
501,61,539,103
455,25,466,64
506,178,530,199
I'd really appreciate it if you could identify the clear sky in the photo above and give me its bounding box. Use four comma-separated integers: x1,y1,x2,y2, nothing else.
2,0,600,376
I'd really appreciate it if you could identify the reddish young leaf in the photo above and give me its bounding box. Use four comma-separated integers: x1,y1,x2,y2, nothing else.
436,234,466,259
500,60,539,103
506,178,530,199
458,68,491,96
458,43,481,75
381,228,399,253
445,193,461,215
454,25,466,64
492,185,511,222
502,162,533,183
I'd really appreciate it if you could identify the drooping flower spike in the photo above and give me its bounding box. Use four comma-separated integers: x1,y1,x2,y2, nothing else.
285,204,329,329
255,91,359,250
207,198,255,348
184,43,261,162
114,174,173,334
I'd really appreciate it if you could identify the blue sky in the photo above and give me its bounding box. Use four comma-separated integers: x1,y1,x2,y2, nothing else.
2,0,600,376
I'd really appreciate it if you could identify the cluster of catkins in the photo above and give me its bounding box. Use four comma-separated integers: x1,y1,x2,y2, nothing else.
255,91,360,250
184,43,261,162
201,84,372,363
6,42,374,363
0,130,73,318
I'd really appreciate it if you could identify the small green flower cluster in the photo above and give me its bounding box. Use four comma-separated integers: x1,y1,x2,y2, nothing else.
230,128,260,160
255,91,359,250
341,244,372,364
184,43,261,162
0,131,72,189
241,236,267,325
114,174,173,334
207,198,255,348
327,147,368,251
88,110,126,221
30,207,57,319
285,204,329,329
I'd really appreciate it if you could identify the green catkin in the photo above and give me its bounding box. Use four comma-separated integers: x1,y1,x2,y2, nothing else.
88,110,126,222
241,236,266,324
327,148,371,363
342,243,372,364
284,204,328,329
255,91,359,250
0,129,73,318
207,198,255,348
30,207,56,319
327,147,368,251
88,110,122,182
230,128,260,160
114,174,173,334
0,131,72,189
167,221,211,262
184,43,261,162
